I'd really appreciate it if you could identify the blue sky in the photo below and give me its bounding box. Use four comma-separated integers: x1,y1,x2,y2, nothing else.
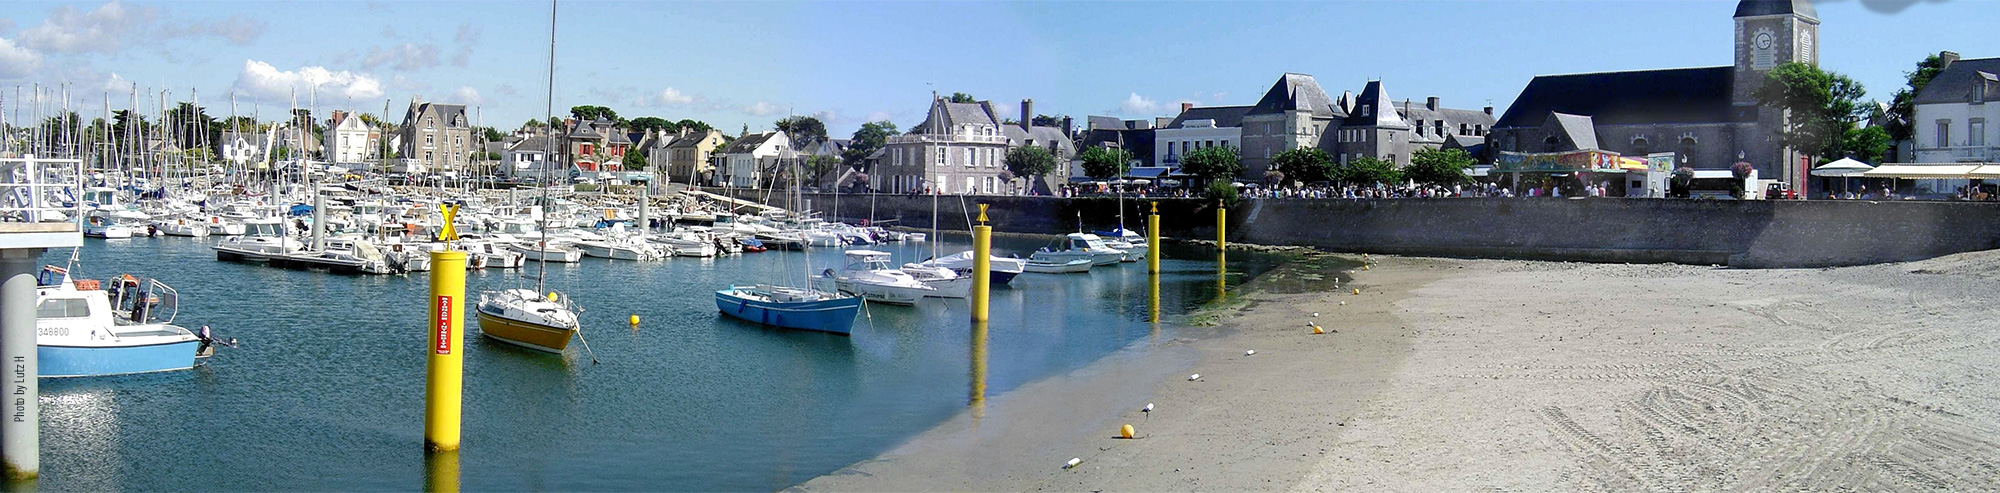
0,0,1993,137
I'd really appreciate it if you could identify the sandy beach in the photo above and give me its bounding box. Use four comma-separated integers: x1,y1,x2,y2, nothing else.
799,251,2000,491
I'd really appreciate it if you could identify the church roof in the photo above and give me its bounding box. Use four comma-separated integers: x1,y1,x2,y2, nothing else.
1912,57,2000,105
1350,80,1410,129
1734,0,1816,21
1494,66,1736,128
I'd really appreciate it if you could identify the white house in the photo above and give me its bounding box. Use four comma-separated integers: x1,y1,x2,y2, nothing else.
1155,104,1249,174
1913,54,1999,164
219,130,269,167
323,111,377,165
502,135,560,180
716,131,791,188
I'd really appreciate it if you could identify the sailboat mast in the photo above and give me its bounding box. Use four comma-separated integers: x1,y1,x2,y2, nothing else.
534,0,559,294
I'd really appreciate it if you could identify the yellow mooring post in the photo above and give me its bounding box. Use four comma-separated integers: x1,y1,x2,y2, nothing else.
1147,201,1161,274
427,204,467,453
424,449,460,493
1216,200,1227,251
972,204,992,322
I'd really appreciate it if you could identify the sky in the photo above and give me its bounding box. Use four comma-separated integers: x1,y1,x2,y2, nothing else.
0,0,1994,138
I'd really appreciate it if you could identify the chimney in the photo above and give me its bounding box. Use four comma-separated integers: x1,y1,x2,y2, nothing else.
1483,106,1494,116
1339,91,1354,113
1180,102,1194,114
1941,51,1962,70
1020,99,1034,133
1062,116,1073,138
1426,97,1439,111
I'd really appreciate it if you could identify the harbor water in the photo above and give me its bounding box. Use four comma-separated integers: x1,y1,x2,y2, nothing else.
33,234,1284,491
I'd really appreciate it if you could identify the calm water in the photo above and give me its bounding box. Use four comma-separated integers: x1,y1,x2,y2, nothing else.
31,233,1281,491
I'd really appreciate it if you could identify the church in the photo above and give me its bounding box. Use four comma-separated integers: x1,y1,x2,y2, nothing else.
1489,0,1819,185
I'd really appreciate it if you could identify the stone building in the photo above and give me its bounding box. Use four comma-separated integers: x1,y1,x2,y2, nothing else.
876,96,1071,195
396,98,472,174
1491,0,1818,182
1912,52,2000,163
1229,73,1496,178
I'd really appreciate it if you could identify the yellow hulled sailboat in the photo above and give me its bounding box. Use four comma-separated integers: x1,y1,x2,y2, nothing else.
476,288,579,353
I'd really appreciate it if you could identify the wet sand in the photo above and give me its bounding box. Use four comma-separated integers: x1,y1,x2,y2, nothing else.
800,252,2000,491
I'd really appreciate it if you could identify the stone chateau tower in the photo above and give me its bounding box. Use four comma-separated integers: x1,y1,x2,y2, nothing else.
1731,0,1820,184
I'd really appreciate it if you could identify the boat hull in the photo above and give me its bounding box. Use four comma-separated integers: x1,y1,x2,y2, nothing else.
38,340,199,378
715,289,861,335
476,310,574,353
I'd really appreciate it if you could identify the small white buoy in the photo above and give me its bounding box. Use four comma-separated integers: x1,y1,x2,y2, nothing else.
1143,403,1154,413
1312,312,1319,317
1245,350,1256,356
1188,373,1201,381
1339,301,1347,306
1064,458,1082,469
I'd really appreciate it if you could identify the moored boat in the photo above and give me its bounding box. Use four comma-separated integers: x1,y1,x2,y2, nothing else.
34,267,217,378
715,284,861,334
475,289,580,353
820,250,934,305
1023,257,1093,274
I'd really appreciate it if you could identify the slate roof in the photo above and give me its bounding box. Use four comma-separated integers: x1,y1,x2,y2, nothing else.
1913,57,2000,105
1248,73,1346,119
1349,80,1410,128
1003,125,1075,155
912,99,1001,134
720,132,776,154
1734,0,1816,20
507,136,555,154
666,131,715,149
1494,66,1736,128
1550,112,1600,150
1164,105,1252,129
1087,116,1124,130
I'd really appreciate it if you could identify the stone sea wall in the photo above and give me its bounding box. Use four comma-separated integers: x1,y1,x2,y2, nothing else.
706,189,2000,268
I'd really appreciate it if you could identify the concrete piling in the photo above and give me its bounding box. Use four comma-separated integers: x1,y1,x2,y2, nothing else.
1,250,42,480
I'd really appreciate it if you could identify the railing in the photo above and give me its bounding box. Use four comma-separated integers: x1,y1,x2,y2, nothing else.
886,133,1009,145
0,155,85,249
1918,145,1999,162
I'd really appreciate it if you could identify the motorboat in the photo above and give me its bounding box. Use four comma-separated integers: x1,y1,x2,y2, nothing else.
654,230,718,257
463,239,526,269
154,217,211,237
754,232,806,251
34,267,219,378
1028,233,1125,267
899,263,972,298
82,214,136,239
1023,257,1093,274
1096,228,1150,263
213,218,303,262
576,235,666,261
269,238,397,274
508,240,584,263
819,250,935,305
715,284,861,334
918,250,1024,286
476,288,580,353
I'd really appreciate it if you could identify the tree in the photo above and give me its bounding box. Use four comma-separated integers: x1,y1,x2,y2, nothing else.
675,119,712,133
1842,125,1893,164
1079,146,1133,181
1178,145,1242,185
627,116,677,135
841,120,898,166
622,149,647,171
477,126,505,142
1885,53,1952,144
570,105,619,122
1271,148,1335,186
1404,148,1476,186
521,118,547,129
1004,145,1058,182
1755,62,1867,162
773,116,827,145
1341,157,1402,186
949,92,977,103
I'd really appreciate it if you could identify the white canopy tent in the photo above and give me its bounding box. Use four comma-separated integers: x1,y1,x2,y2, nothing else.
1810,157,1873,177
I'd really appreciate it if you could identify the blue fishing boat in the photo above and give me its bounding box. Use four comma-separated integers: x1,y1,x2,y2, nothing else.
34,266,228,378
715,284,862,335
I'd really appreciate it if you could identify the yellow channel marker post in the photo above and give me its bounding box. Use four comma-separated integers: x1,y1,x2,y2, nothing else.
427,204,467,453
1216,200,1226,251
1147,201,1161,274
972,204,992,323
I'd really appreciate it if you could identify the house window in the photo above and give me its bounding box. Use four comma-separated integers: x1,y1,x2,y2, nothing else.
1460,123,1469,135
425,135,434,145
1206,140,1215,149
1434,121,1444,136
1167,142,1176,155
1972,119,1987,146
1415,125,1424,137
1544,136,1561,152
937,147,946,165
1938,120,1952,148
1475,125,1484,136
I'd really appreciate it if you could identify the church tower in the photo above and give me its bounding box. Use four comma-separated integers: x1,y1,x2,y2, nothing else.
1732,0,1820,105
1730,0,1820,188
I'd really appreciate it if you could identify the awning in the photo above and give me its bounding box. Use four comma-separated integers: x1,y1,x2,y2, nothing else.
1969,165,2000,178
1125,167,1170,179
1861,164,1983,178
1811,157,1874,177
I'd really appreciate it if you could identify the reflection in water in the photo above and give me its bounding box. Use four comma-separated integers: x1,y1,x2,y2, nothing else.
425,450,460,492
38,390,121,491
968,321,988,421
1149,272,1162,330
1216,250,1228,301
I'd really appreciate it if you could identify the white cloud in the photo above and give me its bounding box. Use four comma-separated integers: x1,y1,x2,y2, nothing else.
100,72,134,93
811,110,840,124
0,38,41,79
19,1,264,55
230,59,383,103
362,43,441,71
1118,93,1162,115
653,87,695,105
743,101,783,116
453,86,484,105
449,24,481,67
865,111,893,123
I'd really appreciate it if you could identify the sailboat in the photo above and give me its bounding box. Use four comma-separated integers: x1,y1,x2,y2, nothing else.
716,138,861,334
476,0,583,353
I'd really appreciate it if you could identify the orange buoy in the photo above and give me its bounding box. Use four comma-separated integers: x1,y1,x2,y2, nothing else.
1119,424,1135,439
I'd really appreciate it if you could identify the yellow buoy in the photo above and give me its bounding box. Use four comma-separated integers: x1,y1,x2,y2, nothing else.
1352,288,1361,295
629,314,641,327
1313,325,1325,335
1363,265,1370,271
1120,424,1135,439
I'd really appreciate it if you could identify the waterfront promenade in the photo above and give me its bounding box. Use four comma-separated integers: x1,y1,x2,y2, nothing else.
803,251,2000,490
